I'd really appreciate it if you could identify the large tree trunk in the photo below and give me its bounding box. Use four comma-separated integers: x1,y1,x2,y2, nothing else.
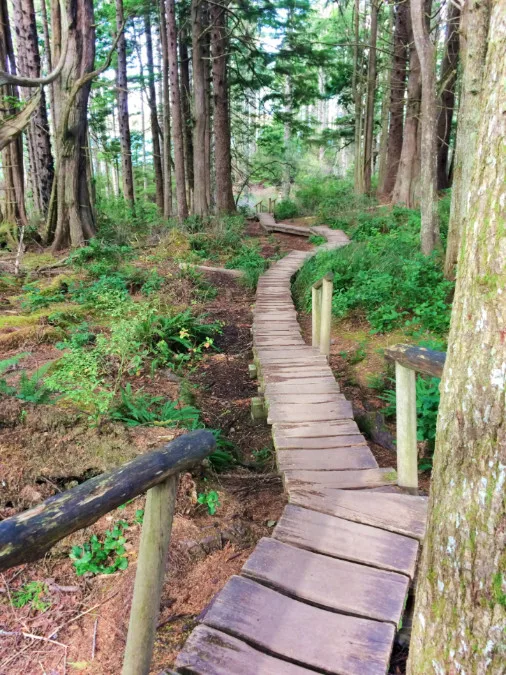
0,0,28,228
203,19,212,210
363,0,378,195
380,0,409,198
159,0,172,218
115,0,135,205
191,0,209,216
144,9,164,213
411,0,440,254
166,0,188,219
49,0,96,250
408,2,506,669
179,33,194,208
282,77,291,199
392,26,421,208
444,0,491,279
210,0,235,213
352,0,364,195
12,0,54,219
436,1,460,191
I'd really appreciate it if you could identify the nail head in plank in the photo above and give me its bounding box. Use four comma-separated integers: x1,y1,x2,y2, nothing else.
203,575,395,675
289,488,427,540
274,504,419,577
242,538,408,627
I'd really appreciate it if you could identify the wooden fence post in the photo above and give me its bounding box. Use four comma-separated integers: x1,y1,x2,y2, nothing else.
122,475,178,675
312,285,321,348
319,274,333,357
395,362,418,493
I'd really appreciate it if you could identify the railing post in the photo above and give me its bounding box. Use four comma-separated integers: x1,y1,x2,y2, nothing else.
319,274,333,358
395,361,418,494
312,285,322,348
122,475,178,675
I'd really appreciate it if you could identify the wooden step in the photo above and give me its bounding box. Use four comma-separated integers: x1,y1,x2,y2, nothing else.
283,468,397,491
267,401,354,423
274,504,419,577
202,575,395,675
277,446,378,472
289,487,428,540
242,537,408,626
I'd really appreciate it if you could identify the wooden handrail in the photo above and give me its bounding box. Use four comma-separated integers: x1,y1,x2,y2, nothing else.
384,343,446,378
312,273,334,357
384,344,446,493
0,430,216,572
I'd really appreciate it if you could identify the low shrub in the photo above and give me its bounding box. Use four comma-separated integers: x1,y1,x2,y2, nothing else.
274,198,298,220
226,243,270,289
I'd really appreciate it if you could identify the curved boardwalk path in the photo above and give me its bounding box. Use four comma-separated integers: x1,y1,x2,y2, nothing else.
176,215,428,675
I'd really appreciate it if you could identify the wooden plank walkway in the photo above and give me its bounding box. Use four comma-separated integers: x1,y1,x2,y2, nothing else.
176,221,427,674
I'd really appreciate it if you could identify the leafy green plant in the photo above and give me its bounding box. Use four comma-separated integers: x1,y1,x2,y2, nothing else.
68,239,134,269
197,490,221,515
252,447,273,465
0,356,53,404
274,198,298,220
226,244,270,289
339,342,367,365
70,521,129,576
12,581,51,612
308,234,326,246
110,384,201,428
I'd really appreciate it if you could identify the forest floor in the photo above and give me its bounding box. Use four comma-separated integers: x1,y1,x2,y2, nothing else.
0,218,423,673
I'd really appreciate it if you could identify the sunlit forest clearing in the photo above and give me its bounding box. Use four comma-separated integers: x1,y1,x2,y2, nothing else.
0,0,504,672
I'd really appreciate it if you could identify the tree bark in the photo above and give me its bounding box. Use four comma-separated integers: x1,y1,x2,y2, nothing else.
444,0,491,279
166,0,188,219
380,0,409,198
192,0,209,216
352,0,364,194
12,0,54,219
203,17,212,210
436,1,460,190
411,0,440,254
144,9,164,212
0,0,28,228
392,23,421,208
210,0,235,213
179,32,194,207
363,0,378,195
115,0,135,205
159,0,173,218
49,0,96,250
408,2,506,669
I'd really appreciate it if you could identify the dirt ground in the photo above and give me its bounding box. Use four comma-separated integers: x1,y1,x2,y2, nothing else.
0,223,427,673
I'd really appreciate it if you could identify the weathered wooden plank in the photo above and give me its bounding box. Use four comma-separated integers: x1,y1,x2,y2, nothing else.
384,343,445,378
289,488,428,540
283,468,397,490
274,504,419,577
203,575,395,675
266,393,347,404
277,447,377,472
267,401,354,423
273,420,361,437
175,625,310,675
242,538,408,626
265,381,341,395
274,434,366,449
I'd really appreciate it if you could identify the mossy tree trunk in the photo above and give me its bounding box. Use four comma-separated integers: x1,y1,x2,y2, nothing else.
408,0,506,669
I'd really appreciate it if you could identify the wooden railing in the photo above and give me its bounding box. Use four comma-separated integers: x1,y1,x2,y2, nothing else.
312,272,334,357
385,344,446,493
255,197,277,214
0,430,216,675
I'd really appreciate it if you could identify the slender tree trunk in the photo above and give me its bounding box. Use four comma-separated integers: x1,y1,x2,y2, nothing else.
115,0,135,205
203,18,212,210
0,0,28,227
210,0,235,213
192,0,209,216
408,3,506,669
352,0,364,194
436,1,460,190
13,0,54,218
444,0,490,279
144,9,164,212
282,77,292,199
363,0,378,194
380,0,409,198
166,0,188,219
159,0,173,218
179,33,194,207
411,0,440,254
392,25,421,208
40,0,56,139
49,0,96,250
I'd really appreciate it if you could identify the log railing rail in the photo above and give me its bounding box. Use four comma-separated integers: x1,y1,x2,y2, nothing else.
0,429,216,675
384,344,446,493
312,272,334,357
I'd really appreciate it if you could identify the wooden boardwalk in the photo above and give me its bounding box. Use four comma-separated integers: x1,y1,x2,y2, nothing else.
176,214,427,674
